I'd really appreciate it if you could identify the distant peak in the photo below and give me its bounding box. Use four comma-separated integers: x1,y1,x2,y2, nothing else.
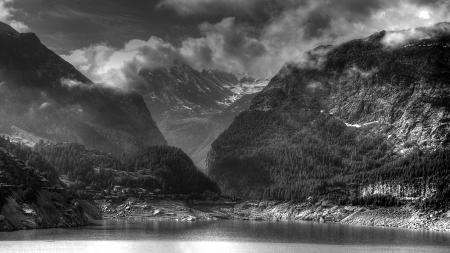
434,22,450,29
0,22,19,35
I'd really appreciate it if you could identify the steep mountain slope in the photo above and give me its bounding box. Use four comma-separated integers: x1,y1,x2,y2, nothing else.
207,23,450,206
135,62,267,120
158,92,262,170
134,62,267,169
136,63,236,121
0,22,166,156
0,138,99,231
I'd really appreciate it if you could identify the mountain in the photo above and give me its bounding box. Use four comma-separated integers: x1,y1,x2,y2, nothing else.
177,92,265,169
0,22,166,156
135,63,233,121
34,142,220,195
207,23,450,208
135,62,267,121
0,22,219,208
0,137,99,231
133,62,268,169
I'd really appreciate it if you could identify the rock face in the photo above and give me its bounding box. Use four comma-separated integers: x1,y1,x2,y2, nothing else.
0,146,99,231
228,201,450,232
360,182,436,200
207,23,450,203
0,22,166,156
136,63,237,121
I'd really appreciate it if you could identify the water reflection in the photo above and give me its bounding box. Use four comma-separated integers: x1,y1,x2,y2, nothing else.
0,220,449,253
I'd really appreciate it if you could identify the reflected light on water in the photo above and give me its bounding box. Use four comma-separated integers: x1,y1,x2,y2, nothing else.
176,241,242,253
1,241,449,253
0,221,449,253
0,241,242,253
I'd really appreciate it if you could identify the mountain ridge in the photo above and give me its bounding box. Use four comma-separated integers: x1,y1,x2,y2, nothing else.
207,23,450,205
0,23,167,156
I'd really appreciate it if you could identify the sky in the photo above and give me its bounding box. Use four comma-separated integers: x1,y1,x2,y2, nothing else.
1,0,449,87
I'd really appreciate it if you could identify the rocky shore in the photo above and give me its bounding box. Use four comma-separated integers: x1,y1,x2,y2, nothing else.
95,198,450,232
2,195,448,232
230,201,450,232
0,191,101,231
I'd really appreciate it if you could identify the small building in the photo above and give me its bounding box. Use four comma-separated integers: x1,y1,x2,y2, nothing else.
113,185,122,193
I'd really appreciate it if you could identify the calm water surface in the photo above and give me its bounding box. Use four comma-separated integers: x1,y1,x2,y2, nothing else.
0,220,449,253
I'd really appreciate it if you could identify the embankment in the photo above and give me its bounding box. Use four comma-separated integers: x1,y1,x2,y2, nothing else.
94,198,450,232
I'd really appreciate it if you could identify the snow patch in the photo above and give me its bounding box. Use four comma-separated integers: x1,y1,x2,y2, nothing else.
345,121,379,128
39,102,51,110
347,66,377,78
1,126,52,148
61,78,88,88
222,79,269,105
306,81,323,91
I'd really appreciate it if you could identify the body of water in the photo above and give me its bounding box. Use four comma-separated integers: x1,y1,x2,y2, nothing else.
0,220,449,253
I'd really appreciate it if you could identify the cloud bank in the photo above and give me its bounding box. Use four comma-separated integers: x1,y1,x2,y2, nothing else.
0,0,28,32
63,0,450,88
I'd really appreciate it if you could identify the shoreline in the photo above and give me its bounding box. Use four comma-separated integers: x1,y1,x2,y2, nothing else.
2,196,448,232
94,198,450,233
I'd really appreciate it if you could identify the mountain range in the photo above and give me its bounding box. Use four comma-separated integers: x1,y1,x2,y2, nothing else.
1,20,449,215
132,61,268,169
0,22,220,229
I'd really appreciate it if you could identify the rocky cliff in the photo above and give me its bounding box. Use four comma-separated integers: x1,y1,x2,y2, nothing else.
207,23,450,207
0,140,100,231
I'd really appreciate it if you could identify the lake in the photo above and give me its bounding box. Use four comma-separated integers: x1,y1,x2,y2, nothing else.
0,220,449,253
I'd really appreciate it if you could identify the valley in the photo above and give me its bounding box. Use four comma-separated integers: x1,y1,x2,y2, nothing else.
134,62,268,169
0,21,449,235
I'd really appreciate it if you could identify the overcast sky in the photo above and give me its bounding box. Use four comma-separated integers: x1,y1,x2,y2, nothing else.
1,0,449,86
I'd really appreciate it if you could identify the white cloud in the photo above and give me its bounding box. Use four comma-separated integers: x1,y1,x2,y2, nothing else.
60,78,89,89
417,9,431,20
180,17,267,76
0,0,28,32
254,0,450,72
382,22,450,47
62,37,182,89
64,0,450,86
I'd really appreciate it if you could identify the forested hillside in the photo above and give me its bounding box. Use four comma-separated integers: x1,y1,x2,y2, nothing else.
0,137,98,230
35,142,219,195
207,24,450,208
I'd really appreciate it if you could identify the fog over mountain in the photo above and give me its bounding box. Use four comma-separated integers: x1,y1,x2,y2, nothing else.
0,23,166,156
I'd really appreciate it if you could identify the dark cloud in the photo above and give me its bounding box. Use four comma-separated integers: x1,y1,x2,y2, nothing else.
8,0,202,54
3,0,447,81
335,0,387,18
302,8,332,39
